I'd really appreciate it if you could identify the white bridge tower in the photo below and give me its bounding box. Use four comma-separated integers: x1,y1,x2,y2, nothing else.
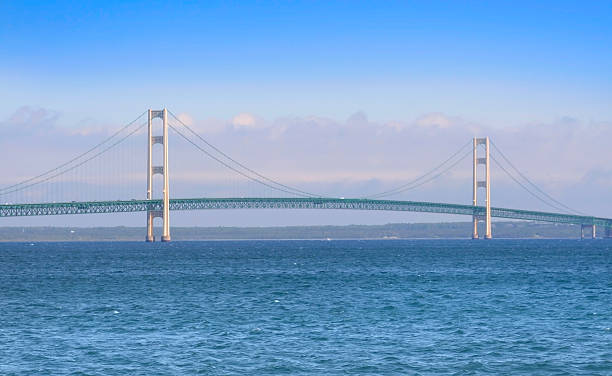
472,137,491,239
146,109,171,242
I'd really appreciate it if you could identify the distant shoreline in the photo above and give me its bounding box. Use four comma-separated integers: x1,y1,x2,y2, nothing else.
0,222,586,241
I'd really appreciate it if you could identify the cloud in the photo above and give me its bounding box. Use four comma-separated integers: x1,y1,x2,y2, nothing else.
415,112,455,128
0,106,121,138
346,111,369,126
0,106,59,136
6,106,59,127
176,112,194,126
232,113,257,127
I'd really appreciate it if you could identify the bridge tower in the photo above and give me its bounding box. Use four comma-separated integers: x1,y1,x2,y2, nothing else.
146,109,171,242
472,137,492,239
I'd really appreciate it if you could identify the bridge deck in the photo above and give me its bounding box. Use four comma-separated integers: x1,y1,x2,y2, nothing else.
1,198,610,227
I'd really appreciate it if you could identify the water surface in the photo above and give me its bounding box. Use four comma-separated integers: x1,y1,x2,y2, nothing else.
1,240,611,374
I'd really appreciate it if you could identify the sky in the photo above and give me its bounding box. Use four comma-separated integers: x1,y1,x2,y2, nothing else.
1,1,612,227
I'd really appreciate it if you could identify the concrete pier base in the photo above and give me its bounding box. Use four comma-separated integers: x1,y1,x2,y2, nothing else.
581,224,596,239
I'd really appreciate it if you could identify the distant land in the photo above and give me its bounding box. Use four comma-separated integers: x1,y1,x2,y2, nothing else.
0,222,591,241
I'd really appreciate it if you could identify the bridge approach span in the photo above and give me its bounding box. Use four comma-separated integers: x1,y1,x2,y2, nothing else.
1,197,611,228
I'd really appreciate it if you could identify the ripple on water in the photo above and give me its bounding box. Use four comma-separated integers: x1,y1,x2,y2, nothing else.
0,239,610,375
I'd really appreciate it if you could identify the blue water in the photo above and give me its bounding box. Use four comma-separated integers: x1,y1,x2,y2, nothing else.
1,240,611,375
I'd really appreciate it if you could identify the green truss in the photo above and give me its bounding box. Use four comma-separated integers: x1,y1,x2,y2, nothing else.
0,197,609,227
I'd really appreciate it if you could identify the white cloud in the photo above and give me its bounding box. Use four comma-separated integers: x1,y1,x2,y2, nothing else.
176,112,194,126
6,106,59,127
415,112,459,128
232,113,257,127
0,106,59,136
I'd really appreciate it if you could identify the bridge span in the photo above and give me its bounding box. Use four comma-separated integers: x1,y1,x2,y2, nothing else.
1,197,609,239
2,108,607,241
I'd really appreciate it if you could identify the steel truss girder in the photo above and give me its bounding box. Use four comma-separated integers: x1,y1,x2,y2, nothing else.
0,197,610,227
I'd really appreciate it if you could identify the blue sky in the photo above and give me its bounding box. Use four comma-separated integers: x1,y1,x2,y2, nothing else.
2,1,611,124
1,1,612,227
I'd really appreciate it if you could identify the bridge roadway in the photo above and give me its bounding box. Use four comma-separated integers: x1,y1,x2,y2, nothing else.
1,197,611,228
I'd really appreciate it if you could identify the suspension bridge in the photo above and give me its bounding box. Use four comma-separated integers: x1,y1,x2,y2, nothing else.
1,109,609,241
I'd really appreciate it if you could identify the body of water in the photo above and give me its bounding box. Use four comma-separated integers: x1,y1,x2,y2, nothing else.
1,240,611,374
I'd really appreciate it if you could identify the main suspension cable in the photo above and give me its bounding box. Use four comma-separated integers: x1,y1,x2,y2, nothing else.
489,140,584,215
365,139,472,199
168,123,316,197
168,110,325,198
0,110,147,193
490,154,577,215
0,122,147,197
370,148,472,199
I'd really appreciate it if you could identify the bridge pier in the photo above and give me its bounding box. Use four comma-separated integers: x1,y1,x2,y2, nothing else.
581,224,596,239
146,211,155,242
146,109,171,242
472,137,491,239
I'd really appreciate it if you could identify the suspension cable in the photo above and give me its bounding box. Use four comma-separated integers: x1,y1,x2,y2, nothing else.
365,140,472,199
490,154,578,215
0,122,147,197
489,140,584,215
167,123,318,197
0,110,147,193
367,148,473,199
167,110,325,198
